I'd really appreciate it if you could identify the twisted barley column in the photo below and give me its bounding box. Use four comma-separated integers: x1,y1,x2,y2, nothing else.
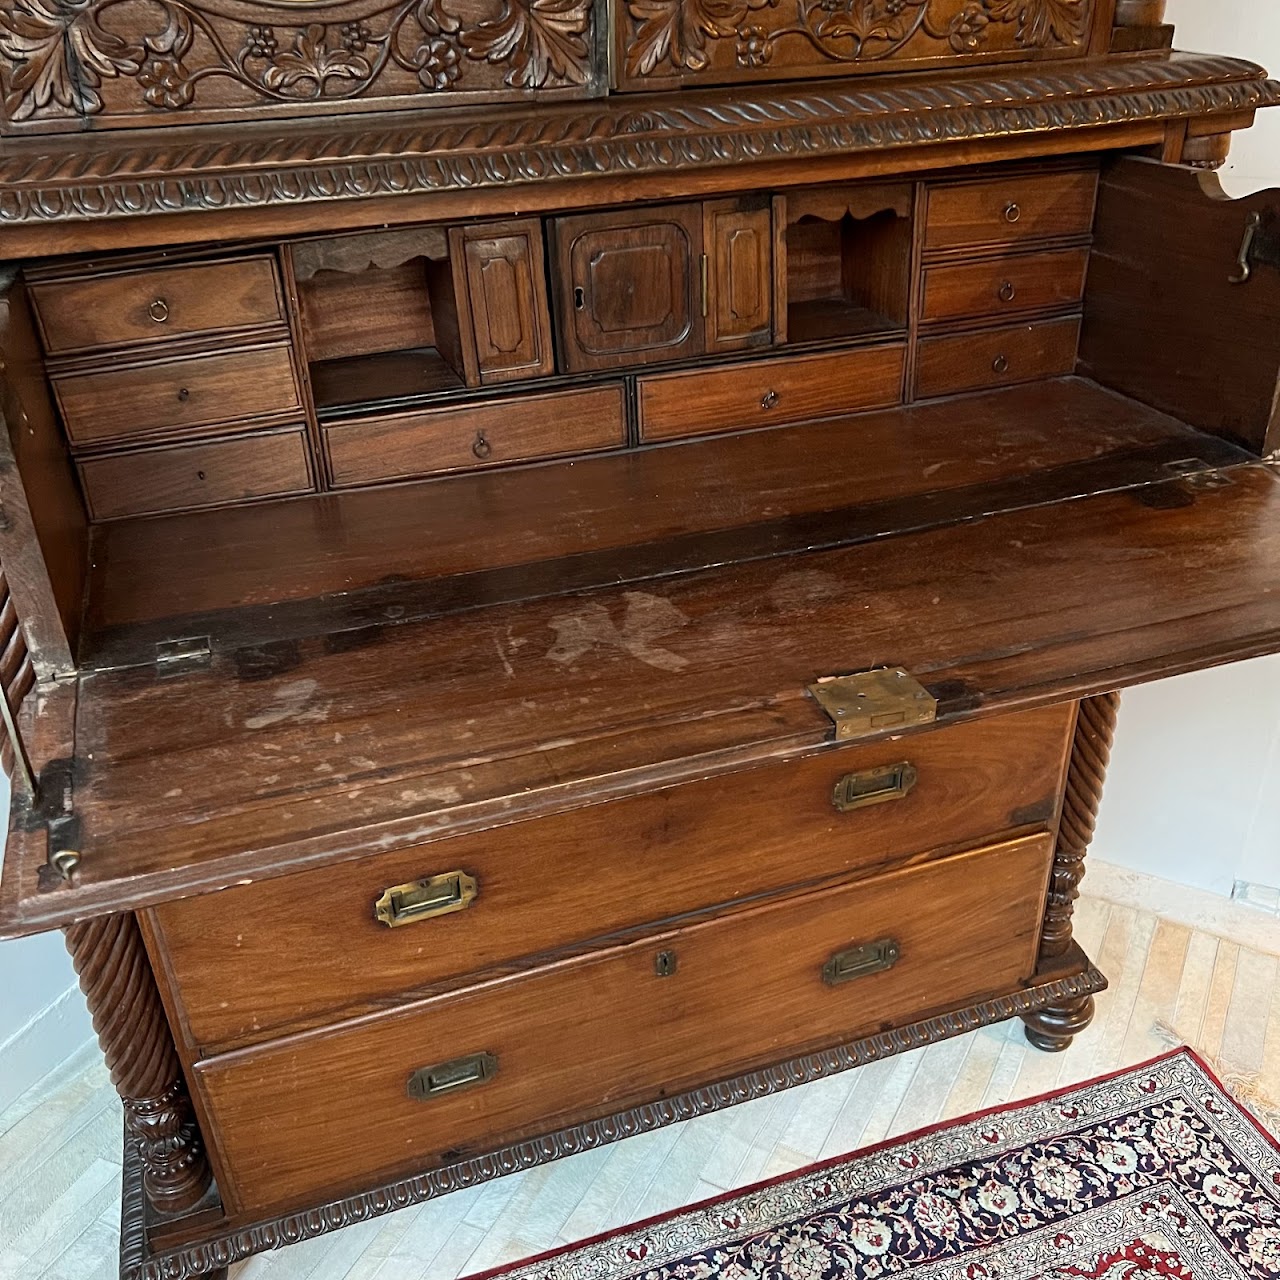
64,914,212,1214
1040,692,1122,963
1024,693,1121,1053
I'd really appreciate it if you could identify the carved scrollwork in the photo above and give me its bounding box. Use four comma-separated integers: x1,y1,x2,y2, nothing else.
624,0,1091,82
0,0,593,124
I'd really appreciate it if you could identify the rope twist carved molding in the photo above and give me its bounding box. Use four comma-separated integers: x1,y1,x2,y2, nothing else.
63,913,213,1215
122,965,1107,1280
0,53,1277,226
1040,691,1121,962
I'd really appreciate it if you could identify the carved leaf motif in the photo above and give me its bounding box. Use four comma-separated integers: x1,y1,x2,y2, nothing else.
260,23,371,96
984,0,1087,47
814,0,928,55
626,0,771,77
0,0,140,118
414,0,460,38
461,0,591,88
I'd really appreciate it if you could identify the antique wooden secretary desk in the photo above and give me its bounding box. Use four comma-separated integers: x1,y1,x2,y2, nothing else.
3,0,1280,1275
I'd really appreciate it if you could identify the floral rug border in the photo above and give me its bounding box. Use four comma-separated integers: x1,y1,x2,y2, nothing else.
470,1048,1280,1280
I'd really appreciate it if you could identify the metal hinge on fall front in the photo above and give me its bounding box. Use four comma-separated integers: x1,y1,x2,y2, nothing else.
807,668,938,742
155,636,212,674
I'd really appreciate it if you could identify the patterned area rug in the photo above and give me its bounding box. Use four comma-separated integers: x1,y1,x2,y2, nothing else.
479,1050,1280,1280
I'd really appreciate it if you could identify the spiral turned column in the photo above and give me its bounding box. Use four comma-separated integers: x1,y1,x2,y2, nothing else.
64,914,212,1214
1023,692,1121,1053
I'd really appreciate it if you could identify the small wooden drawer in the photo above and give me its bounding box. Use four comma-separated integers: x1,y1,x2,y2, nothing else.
638,344,905,441
53,345,302,448
31,257,285,356
324,384,627,488
921,249,1090,325
915,317,1082,399
196,834,1052,1214
149,702,1074,1052
924,171,1098,252
79,429,313,520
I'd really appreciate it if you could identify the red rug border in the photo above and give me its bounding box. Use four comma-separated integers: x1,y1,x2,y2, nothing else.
464,1045,1279,1280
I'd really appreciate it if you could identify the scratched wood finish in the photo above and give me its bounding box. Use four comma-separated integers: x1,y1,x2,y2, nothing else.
195,835,1052,1215
147,702,1074,1053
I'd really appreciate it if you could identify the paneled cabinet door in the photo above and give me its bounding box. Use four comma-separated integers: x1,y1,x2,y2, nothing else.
552,205,703,373
453,220,556,386
704,199,774,353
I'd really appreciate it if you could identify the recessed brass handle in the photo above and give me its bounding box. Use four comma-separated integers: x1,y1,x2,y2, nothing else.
992,354,1010,375
761,389,779,410
1003,202,1021,224
823,938,901,986
832,762,918,813
149,298,170,323
998,280,1017,302
407,1051,497,1100
374,870,478,928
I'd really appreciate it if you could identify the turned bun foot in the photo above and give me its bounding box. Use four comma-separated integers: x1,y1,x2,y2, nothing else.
1023,994,1096,1053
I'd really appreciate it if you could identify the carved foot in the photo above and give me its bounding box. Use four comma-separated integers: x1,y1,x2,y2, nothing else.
1023,994,1096,1053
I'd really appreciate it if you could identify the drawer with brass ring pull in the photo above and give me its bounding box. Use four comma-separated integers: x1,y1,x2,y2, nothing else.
194,834,1053,1216
146,702,1075,1054
923,170,1099,252
914,316,1082,400
921,248,1091,325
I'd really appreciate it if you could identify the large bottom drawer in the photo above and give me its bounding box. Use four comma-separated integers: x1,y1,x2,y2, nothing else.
197,834,1052,1214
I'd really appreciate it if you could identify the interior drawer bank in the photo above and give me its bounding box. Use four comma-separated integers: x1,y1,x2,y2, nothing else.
638,343,905,441
147,702,1075,1053
196,834,1054,1215
324,383,627,487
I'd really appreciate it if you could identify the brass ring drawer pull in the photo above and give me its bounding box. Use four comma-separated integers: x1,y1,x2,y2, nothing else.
992,354,1010,374
149,298,170,323
407,1051,497,1100
1003,202,1021,224
832,762,917,813
823,938,901,986
761,389,779,410
998,280,1017,302
374,870,478,927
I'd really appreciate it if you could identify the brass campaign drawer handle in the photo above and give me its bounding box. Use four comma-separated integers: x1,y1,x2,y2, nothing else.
407,1051,497,1100
823,938,901,986
831,762,917,813
374,870,478,928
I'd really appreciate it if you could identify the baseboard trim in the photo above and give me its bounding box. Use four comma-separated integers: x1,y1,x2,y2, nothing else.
0,985,97,1117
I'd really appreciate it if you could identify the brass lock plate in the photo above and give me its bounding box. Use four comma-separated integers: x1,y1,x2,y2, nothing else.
808,668,937,742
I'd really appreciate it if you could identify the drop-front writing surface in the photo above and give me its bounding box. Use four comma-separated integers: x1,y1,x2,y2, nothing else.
2,5,1280,1279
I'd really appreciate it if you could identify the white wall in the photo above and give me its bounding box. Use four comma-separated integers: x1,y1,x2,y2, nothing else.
1089,0,1280,896
1,0,1279,1109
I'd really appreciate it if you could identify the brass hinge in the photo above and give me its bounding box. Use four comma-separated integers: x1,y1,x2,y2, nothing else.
807,668,937,742
155,636,212,674
1162,458,1234,490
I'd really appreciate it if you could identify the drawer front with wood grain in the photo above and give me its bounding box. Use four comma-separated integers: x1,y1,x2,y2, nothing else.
79,429,314,520
197,835,1052,1214
31,257,286,356
921,249,1090,325
638,344,905,441
150,703,1074,1052
325,384,627,488
924,172,1098,252
915,317,1082,399
53,345,302,448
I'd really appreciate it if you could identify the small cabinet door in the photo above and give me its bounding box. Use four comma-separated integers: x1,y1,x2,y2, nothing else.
552,205,703,373
704,198,774,353
453,220,556,386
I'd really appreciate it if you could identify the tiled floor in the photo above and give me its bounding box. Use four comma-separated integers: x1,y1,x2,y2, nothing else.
2,871,1279,1280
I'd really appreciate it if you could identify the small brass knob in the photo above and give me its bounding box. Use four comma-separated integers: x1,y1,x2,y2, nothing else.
992,354,1010,375
998,280,1017,302
1003,202,1021,224
177,387,190,401
148,298,170,323
761,389,779,410
472,430,492,460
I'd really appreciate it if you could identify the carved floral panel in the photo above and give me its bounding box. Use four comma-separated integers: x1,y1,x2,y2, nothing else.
0,0,600,129
615,0,1098,90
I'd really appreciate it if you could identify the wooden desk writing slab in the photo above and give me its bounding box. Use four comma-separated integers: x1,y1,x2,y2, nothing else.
2,3,1280,1275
